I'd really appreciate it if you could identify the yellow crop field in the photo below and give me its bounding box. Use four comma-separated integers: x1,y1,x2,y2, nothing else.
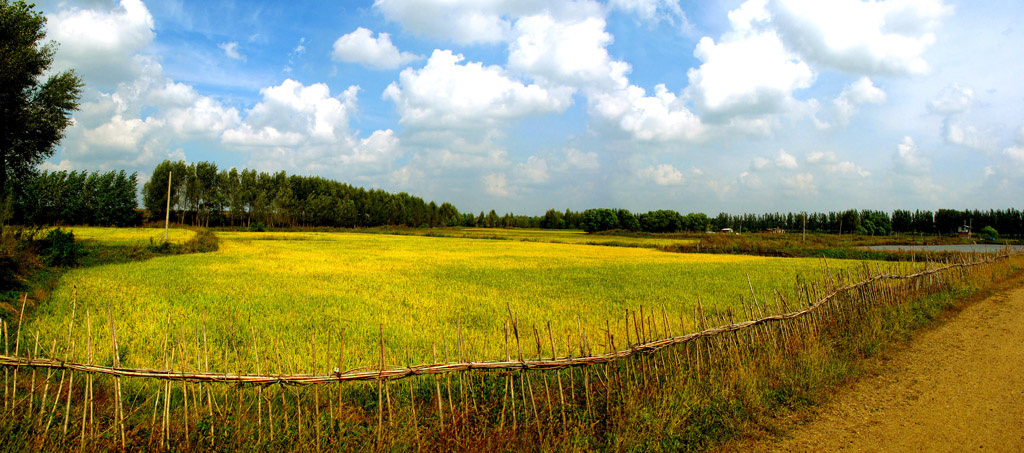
448,227,698,247
66,226,196,245
25,230,862,374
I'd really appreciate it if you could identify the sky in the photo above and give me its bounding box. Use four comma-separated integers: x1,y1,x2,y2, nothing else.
36,0,1024,216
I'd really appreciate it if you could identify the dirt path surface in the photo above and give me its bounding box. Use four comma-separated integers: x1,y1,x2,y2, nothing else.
765,284,1024,452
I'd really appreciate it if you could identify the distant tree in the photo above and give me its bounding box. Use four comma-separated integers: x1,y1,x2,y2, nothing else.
980,225,998,239
1,1,83,232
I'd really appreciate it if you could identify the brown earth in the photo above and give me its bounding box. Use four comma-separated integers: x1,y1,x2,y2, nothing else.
735,281,1024,452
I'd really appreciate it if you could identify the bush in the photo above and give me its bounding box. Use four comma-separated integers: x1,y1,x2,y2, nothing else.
42,228,79,267
248,222,267,232
980,225,998,239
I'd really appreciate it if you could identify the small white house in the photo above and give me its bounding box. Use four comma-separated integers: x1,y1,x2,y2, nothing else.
720,228,734,234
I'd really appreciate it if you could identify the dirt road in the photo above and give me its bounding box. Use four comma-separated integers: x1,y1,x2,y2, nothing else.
760,283,1024,451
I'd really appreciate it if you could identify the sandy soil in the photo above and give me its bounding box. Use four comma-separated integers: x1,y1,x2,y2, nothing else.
756,283,1024,452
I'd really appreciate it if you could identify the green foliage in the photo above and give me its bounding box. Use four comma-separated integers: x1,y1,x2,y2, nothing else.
980,225,998,239
0,1,83,230
13,169,141,226
41,227,77,267
247,222,267,232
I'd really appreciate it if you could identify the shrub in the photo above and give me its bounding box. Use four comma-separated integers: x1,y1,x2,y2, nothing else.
980,225,998,239
248,222,267,232
42,228,79,267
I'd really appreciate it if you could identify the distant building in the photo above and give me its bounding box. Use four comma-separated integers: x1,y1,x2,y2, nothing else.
720,228,734,234
957,225,971,238
763,228,785,234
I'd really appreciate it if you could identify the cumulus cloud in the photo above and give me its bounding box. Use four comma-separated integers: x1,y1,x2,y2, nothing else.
218,41,245,61
591,84,704,142
769,0,951,76
929,84,974,114
806,151,871,177
508,14,629,91
48,0,155,88
781,172,817,195
832,77,886,126
383,50,573,129
561,148,600,171
483,173,511,196
225,80,358,146
331,28,422,70
685,2,815,120
609,0,689,27
892,136,929,173
374,0,517,44
640,163,685,186
774,148,798,169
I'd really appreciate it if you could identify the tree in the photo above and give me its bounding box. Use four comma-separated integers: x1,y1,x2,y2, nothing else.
1,1,83,232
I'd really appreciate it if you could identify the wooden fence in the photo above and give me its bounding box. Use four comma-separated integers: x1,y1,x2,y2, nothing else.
0,251,1017,450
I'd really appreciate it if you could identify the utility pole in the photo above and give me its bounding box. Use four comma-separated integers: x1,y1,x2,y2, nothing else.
164,171,172,241
802,211,806,243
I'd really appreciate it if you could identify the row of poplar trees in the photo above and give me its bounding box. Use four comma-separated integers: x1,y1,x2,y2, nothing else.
141,160,461,228
11,170,139,227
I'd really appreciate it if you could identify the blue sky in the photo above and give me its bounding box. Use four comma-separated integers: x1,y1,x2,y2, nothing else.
38,0,1024,215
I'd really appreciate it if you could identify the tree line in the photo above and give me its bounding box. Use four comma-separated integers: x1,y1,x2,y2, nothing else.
141,160,459,229
10,169,140,227
541,207,1024,238
7,160,1022,238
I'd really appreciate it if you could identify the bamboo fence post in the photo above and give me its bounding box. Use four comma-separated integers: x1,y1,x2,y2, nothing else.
251,326,262,445
2,320,6,414
441,336,454,424
106,301,126,451
458,319,474,414
405,350,421,451
37,339,57,427
431,343,444,428
271,336,289,434
29,330,39,417
12,293,26,410
178,325,191,448
202,316,214,444
376,324,385,449
547,322,566,427
312,332,321,452
575,316,592,415
162,315,172,449
44,291,78,441
336,327,345,420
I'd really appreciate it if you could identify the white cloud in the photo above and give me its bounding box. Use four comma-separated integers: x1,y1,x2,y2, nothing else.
769,0,951,76
775,148,798,169
509,14,630,91
374,0,519,44
739,171,762,188
1005,146,1024,163
49,0,155,88
832,77,886,126
218,41,246,61
483,173,511,196
929,84,974,114
806,151,870,177
591,84,704,142
640,164,685,186
562,148,600,171
751,157,770,170
781,172,817,195
893,136,929,172
383,50,573,129
609,0,689,27
685,4,815,119
331,28,422,70
515,156,550,184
